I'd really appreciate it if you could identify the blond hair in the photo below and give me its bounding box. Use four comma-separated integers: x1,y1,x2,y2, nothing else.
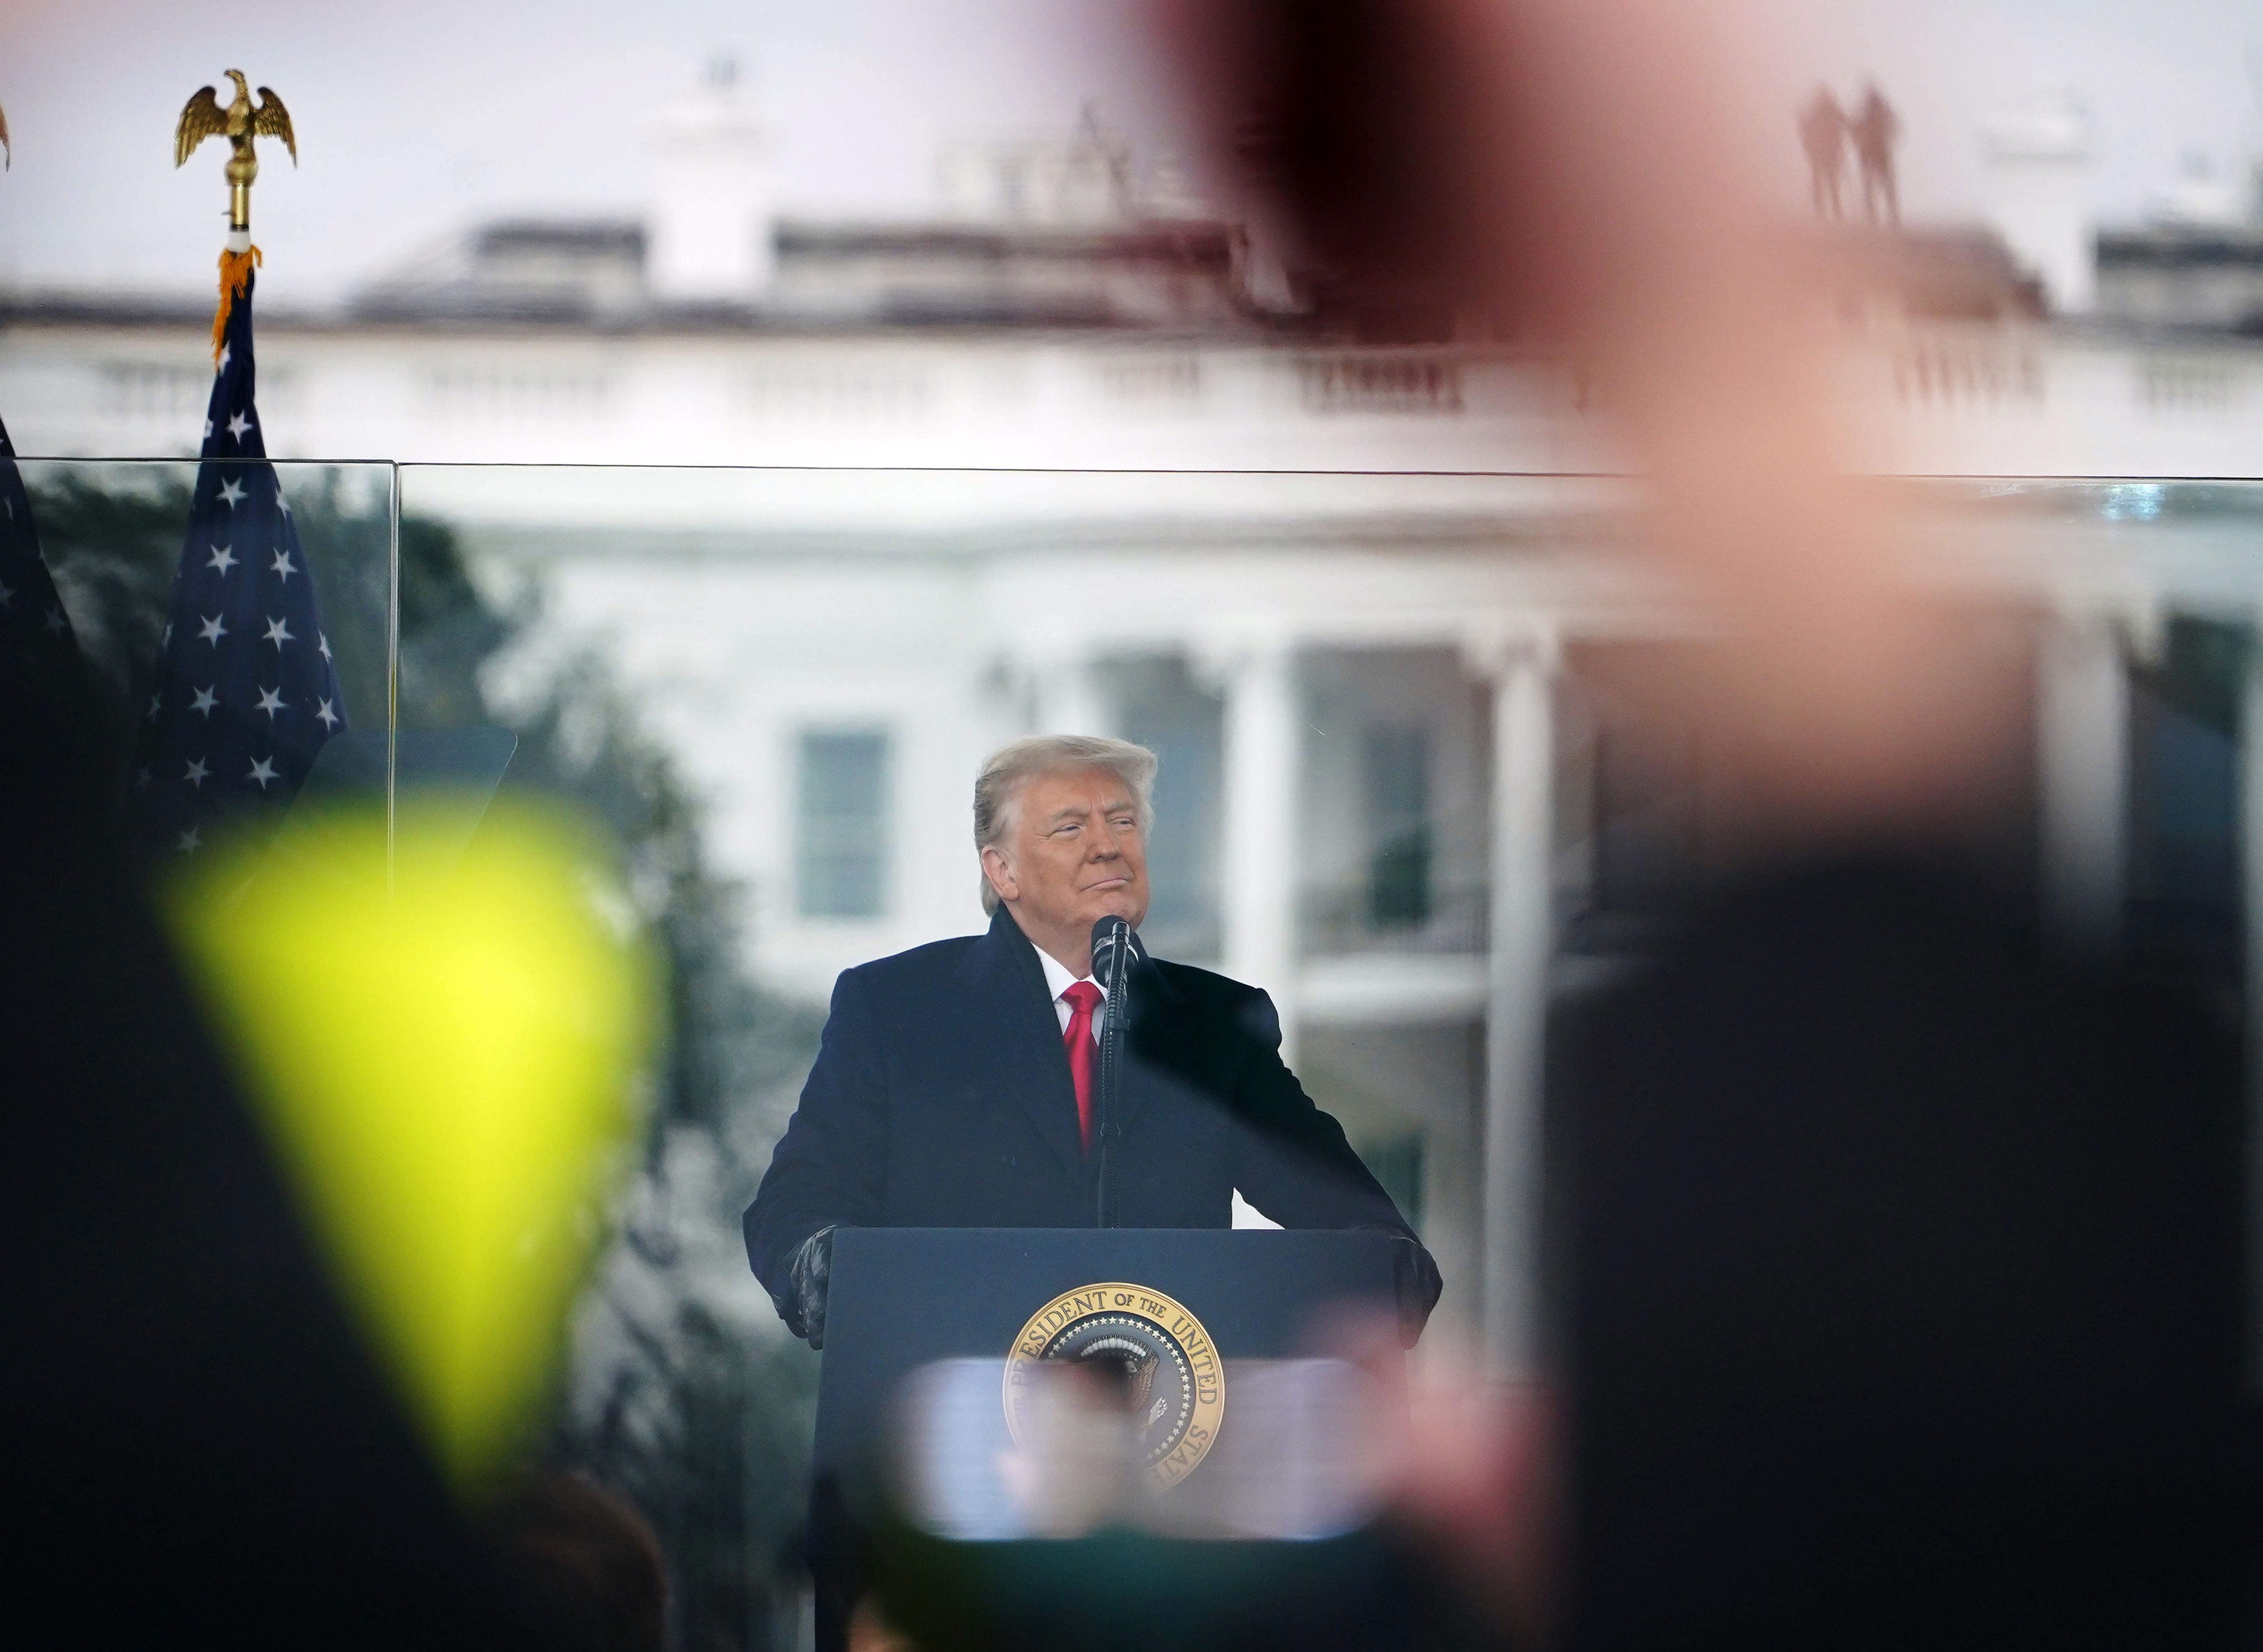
974,734,1158,915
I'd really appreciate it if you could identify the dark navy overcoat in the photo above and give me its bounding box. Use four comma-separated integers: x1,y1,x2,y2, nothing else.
743,906,1428,1308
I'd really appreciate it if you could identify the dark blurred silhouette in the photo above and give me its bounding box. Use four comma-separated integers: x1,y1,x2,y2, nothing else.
0,647,543,1645
482,1472,668,1652
1561,856,2253,1652
1152,4,2261,1648
1798,88,1849,219
1852,83,1901,226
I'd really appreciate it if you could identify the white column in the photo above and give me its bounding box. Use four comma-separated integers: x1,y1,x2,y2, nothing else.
2037,613,2130,950
1476,632,1556,1374
1214,640,1301,1060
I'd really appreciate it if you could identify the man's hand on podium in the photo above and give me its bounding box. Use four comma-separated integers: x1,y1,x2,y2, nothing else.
1359,1228,1443,1348
785,1225,841,1350
1396,1235,1443,1348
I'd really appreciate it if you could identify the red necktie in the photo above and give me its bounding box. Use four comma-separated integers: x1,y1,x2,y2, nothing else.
1061,979,1104,1154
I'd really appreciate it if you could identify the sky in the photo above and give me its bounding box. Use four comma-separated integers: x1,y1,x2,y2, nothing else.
2,0,2262,303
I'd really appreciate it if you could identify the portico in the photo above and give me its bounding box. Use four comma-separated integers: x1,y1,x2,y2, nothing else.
417,464,2249,1371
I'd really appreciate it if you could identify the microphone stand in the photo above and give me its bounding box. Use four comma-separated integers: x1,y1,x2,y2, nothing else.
1093,917,1131,1228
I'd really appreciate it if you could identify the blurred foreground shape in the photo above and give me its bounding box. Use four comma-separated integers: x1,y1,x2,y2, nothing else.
164,798,654,1492
0,652,544,1647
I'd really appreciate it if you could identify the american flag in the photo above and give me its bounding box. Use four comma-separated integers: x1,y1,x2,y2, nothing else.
135,268,347,858
0,413,79,673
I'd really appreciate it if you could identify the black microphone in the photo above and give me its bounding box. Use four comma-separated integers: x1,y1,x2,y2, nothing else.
1089,915,1137,991
1090,916,1136,1227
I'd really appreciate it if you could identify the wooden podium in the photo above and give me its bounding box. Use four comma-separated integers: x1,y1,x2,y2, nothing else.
807,1227,1441,1652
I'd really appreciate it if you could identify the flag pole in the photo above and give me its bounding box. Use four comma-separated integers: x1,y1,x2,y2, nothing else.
174,71,297,360
141,73,347,865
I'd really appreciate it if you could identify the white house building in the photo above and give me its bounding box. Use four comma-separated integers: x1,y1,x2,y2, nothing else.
9,77,2263,1361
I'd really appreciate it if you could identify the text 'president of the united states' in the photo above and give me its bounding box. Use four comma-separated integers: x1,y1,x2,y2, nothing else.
743,734,1443,1348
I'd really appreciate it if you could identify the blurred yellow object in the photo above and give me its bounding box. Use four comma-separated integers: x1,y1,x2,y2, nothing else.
166,800,652,1493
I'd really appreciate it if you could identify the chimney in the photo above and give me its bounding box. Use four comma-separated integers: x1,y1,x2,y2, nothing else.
649,54,772,301
1982,91,2096,314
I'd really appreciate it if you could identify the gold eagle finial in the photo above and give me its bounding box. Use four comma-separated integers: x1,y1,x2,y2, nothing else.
175,70,295,234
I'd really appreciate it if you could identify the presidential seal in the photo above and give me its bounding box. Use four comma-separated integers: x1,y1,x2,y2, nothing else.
1004,1282,1225,1489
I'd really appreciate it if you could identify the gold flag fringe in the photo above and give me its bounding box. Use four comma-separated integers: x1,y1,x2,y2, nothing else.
211,246,262,365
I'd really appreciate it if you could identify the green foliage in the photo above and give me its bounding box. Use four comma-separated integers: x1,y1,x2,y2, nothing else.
378,500,826,1652
24,466,186,700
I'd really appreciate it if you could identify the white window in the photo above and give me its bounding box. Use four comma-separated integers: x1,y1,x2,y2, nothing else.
796,730,890,919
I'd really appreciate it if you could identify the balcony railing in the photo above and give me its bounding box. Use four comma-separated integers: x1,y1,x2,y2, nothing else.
1300,881,1489,957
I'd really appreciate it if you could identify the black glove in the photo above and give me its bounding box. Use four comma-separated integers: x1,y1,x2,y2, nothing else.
1388,1234,1443,1349
780,1225,840,1350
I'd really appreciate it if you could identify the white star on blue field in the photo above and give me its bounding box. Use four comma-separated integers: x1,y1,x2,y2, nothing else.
134,268,348,856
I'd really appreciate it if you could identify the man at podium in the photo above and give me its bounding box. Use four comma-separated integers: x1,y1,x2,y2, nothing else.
745,734,1442,1348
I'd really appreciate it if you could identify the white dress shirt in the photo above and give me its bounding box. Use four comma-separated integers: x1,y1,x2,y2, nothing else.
1032,942,1108,1041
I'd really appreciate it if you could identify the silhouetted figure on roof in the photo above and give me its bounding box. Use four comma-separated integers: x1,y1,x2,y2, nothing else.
1799,88,1849,219
1853,83,1901,225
